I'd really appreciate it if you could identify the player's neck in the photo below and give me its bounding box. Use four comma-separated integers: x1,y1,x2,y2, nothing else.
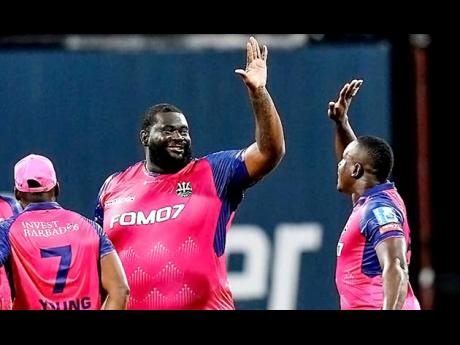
352,176,379,200
20,198,56,209
144,160,186,175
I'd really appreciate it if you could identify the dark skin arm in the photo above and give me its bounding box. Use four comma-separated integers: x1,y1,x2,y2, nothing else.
100,252,130,310
328,80,363,162
376,237,409,310
235,37,285,181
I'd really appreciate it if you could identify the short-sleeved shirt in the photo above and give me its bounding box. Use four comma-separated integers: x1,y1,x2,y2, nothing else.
0,202,114,310
95,150,252,309
335,183,420,310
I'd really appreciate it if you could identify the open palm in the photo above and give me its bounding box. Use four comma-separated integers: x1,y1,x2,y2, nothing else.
328,79,363,123
235,36,268,91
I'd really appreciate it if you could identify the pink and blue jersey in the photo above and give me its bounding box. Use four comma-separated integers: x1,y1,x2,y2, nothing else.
0,202,114,310
95,150,252,310
335,183,420,310
0,195,21,310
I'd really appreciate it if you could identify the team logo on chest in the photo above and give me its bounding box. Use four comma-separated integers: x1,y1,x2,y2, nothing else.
176,181,192,198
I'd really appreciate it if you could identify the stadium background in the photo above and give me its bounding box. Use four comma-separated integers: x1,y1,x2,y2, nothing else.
0,34,449,309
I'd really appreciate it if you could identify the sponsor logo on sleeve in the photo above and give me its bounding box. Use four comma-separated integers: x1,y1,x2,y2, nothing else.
379,223,403,234
373,206,399,226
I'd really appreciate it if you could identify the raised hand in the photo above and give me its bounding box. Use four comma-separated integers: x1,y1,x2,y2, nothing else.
235,36,268,92
328,79,363,123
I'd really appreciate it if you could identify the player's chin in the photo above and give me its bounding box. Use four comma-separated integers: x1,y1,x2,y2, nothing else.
169,153,187,162
336,182,343,193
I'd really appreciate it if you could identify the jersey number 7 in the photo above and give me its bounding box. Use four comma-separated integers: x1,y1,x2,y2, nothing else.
40,245,72,294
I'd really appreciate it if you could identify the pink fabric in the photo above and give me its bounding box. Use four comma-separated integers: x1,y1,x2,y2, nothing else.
14,154,57,193
0,199,14,310
8,207,106,310
100,160,235,310
336,188,420,310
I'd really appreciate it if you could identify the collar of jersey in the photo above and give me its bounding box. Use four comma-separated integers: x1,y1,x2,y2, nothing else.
142,159,196,177
354,182,395,207
23,201,62,212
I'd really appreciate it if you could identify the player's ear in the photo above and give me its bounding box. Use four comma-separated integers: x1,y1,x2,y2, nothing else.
14,187,21,202
54,183,60,199
351,163,364,179
140,129,149,147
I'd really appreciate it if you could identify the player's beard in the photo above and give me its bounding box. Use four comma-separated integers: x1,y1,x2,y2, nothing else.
149,141,193,174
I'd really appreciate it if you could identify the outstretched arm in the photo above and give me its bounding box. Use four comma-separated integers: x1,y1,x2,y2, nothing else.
100,252,130,310
235,37,285,181
328,80,363,161
376,237,409,310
